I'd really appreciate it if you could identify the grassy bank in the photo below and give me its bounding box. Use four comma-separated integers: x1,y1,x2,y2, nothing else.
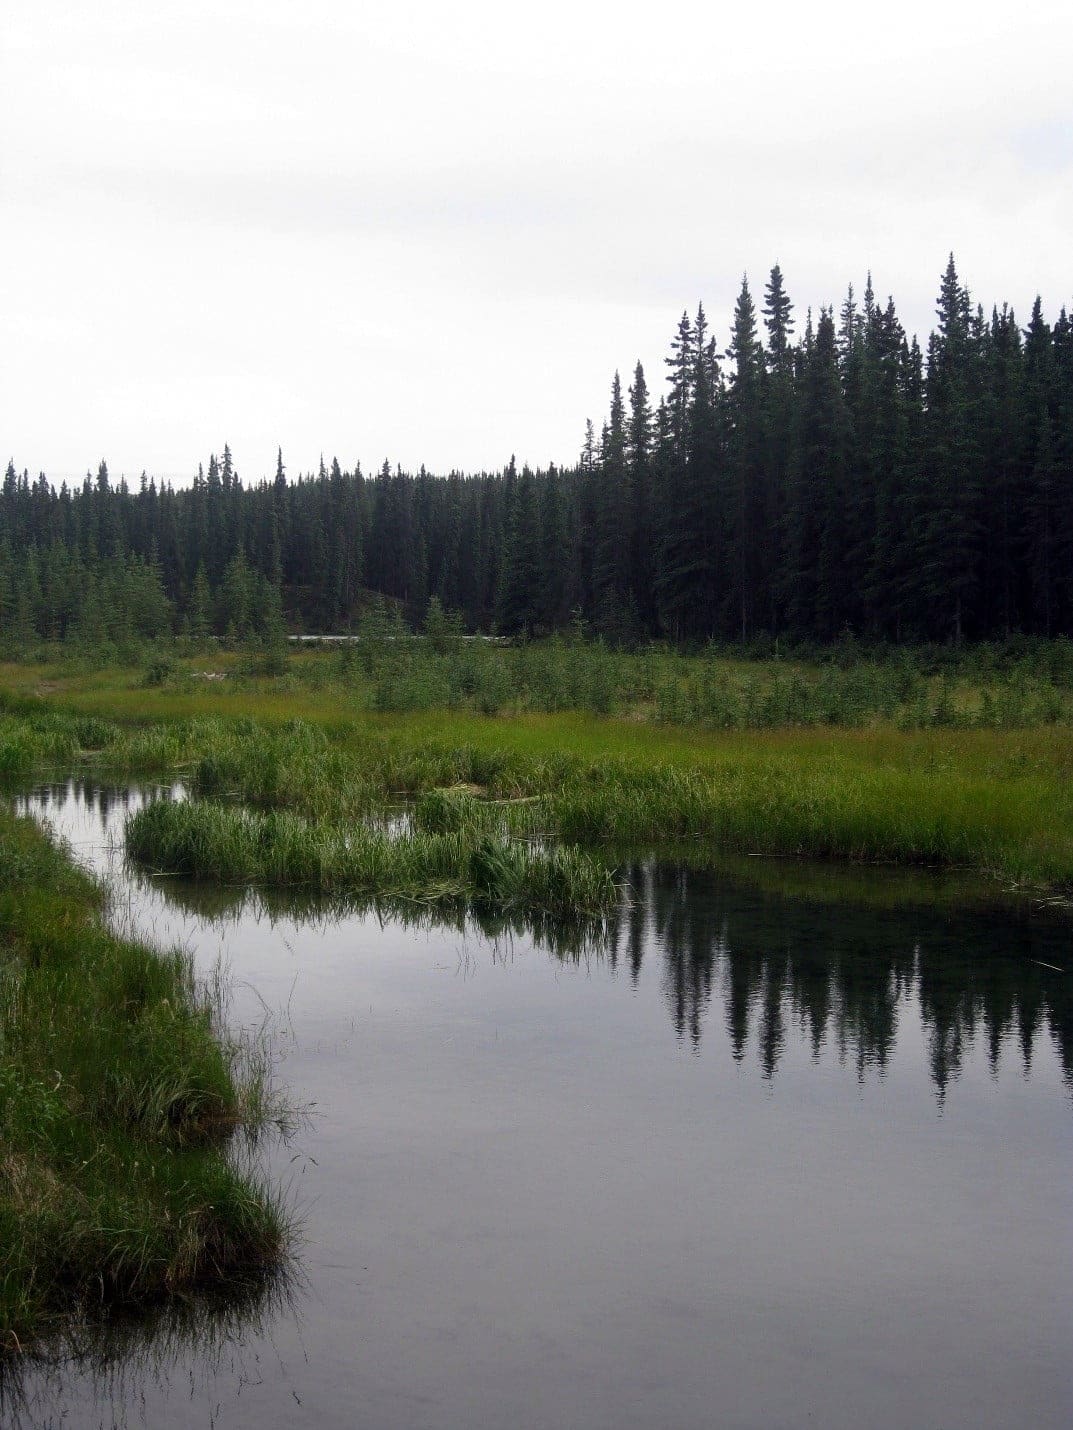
3,652,1073,896
0,806,290,1355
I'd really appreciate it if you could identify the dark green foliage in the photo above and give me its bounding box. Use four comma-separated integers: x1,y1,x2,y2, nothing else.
496,463,544,636
592,373,633,639
654,307,726,640
788,308,855,637
725,275,767,640
1,258,1071,648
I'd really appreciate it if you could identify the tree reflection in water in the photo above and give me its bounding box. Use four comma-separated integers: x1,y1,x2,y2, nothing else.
8,779,1072,1426
144,838,1072,1101
22,780,1073,1098
622,858,1073,1096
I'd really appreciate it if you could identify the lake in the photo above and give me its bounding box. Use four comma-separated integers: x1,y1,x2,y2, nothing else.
6,780,1072,1429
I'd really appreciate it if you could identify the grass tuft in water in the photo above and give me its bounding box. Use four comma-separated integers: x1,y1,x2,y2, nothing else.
126,797,618,917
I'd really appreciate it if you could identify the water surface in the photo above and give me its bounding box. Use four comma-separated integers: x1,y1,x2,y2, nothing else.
6,781,1072,1430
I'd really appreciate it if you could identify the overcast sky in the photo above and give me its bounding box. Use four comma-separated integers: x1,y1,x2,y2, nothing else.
3,1,1071,487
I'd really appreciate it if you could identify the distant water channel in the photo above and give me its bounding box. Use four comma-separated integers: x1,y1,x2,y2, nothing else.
7,780,1073,1430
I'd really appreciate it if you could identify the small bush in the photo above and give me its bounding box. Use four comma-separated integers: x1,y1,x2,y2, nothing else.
143,655,179,686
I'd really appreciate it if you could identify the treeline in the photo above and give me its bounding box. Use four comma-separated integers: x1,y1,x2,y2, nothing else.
2,255,1071,647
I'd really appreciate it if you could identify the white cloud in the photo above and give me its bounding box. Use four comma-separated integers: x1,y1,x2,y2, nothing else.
3,0,1071,483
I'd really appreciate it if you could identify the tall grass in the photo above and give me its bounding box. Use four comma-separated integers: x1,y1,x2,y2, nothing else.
545,755,1072,885
0,808,292,1355
15,632,1073,732
4,654,1073,893
0,707,117,778
126,797,618,917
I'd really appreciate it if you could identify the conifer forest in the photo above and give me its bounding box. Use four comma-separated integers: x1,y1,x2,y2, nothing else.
2,256,1072,650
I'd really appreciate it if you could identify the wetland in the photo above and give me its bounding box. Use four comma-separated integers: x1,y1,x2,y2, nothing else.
4,774,1071,1429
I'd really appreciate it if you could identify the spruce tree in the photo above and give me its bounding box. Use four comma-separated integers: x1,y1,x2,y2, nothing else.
788,308,853,637
761,264,796,633
1026,409,1059,635
538,463,571,631
725,276,766,640
921,255,982,642
187,563,213,639
656,309,724,640
593,372,633,639
626,362,654,631
496,465,542,635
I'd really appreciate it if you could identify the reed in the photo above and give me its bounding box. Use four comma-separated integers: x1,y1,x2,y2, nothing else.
126,797,618,917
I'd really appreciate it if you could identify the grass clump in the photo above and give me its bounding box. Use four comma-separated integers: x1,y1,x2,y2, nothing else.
411,786,512,835
126,797,617,918
465,834,618,914
0,807,290,1356
413,786,481,833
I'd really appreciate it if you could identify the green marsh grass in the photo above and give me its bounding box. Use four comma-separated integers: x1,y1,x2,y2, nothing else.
126,797,618,917
0,807,292,1355
4,650,1073,895
9,633,1073,734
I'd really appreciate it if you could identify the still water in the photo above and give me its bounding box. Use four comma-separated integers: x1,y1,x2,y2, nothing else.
6,781,1072,1430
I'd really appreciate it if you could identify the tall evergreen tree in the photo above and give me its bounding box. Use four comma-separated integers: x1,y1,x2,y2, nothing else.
726,275,766,639
496,464,543,635
593,372,633,638
788,309,853,637
920,255,982,641
626,362,654,628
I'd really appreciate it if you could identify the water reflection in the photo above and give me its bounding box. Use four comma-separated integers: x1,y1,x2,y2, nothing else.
128,834,1073,1098
22,779,1073,1100
0,1269,300,1430
627,860,1073,1095
8,779,1073,1430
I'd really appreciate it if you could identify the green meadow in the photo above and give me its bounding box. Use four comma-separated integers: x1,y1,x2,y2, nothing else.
2,637,1072,894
